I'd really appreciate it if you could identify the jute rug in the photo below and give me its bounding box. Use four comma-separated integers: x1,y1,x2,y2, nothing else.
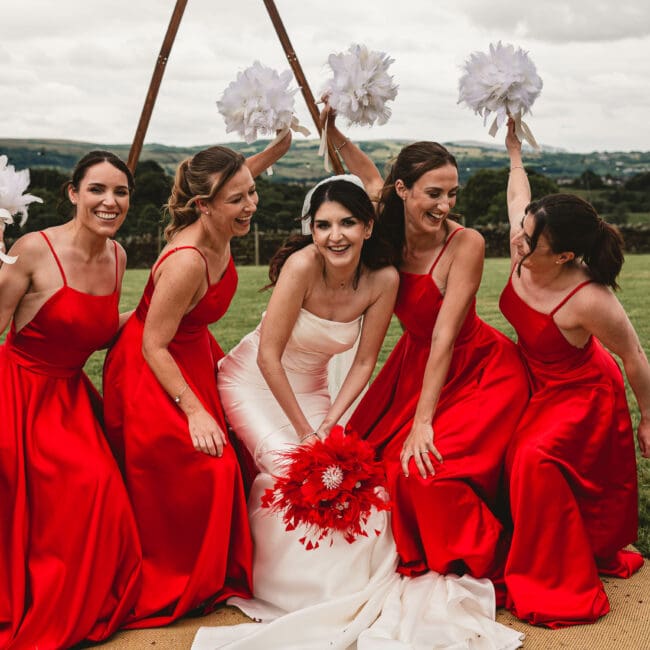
96,559,649,650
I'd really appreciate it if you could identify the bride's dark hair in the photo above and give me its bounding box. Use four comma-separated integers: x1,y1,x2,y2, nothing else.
267,179,393,287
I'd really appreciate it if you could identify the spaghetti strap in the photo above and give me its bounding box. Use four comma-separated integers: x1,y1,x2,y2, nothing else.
153,246,211,285
428,227,464,274
112,240,119,292
550,280,593,316
39,231,67,285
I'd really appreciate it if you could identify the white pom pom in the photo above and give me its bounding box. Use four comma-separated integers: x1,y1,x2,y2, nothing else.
217,61,300,143
321,44,398,127
458,42,543,147
0,154,43,228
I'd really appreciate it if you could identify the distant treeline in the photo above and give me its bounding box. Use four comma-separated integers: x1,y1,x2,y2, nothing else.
3,145,650,266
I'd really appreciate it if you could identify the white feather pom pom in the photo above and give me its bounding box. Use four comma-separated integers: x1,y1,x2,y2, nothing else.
0,154,42,264
0,154,42,228
217,61,300,143
321,44,398,127
458,41,543,148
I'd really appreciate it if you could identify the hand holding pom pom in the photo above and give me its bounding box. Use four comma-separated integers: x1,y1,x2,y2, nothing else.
458,41,543,149
0,155,43,264
261,425,389,549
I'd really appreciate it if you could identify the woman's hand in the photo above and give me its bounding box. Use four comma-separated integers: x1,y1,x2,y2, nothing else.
505,117,522,157
319,96,336,131
400,421,443,478
188,408,228,457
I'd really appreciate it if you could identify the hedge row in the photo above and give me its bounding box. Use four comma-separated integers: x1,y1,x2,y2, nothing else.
118,224,650,269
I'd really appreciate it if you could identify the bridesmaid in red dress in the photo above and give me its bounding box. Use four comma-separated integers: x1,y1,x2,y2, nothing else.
323,107,529,596
0,151,141,649
102,136,291,628
500,118,649,627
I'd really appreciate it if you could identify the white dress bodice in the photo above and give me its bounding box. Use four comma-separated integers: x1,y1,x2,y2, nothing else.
218,309,361,474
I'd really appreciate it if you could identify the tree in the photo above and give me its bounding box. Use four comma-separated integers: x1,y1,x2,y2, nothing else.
457,167,558,225
572,169,604,190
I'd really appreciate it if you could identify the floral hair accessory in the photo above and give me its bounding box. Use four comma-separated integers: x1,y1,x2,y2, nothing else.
261,425,389,550
458,41,543,149
0,154,43,264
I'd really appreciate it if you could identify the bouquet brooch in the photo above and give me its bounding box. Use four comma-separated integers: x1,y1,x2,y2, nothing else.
261,425,389,550
458,41,543,149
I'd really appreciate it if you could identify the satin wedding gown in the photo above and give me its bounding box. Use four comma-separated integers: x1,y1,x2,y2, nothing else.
192,309,523,649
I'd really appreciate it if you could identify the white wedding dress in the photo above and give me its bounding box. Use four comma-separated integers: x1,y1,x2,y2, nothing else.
192,309,523,650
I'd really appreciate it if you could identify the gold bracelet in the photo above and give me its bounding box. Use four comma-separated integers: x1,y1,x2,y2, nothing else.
173,382,189,404
509,165,527,174
300,431,318,442
334,139,348,153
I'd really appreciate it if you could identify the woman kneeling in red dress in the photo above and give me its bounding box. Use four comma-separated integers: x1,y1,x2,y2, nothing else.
500,118,648,627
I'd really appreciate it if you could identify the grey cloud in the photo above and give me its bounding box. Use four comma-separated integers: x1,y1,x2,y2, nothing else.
456,0,650,42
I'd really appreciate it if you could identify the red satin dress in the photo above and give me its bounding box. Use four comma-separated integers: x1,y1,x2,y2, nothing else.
0,232,141,650
347,228,529,588
499,276,642,628
103,246,253,629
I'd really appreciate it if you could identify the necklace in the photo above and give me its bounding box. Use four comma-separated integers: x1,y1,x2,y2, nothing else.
322,263,362,291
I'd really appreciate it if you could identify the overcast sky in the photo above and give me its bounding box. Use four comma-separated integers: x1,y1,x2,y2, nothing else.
1,0,649,153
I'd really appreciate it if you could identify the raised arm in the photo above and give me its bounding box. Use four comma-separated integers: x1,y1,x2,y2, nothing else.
142,250,226,457
505,117,532,255
245,130,292,178
321,104,384,203
317,266,399,437
401,230,485,478
257,251,316,442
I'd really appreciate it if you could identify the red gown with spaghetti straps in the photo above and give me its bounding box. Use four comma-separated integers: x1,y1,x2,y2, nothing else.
0,232,141,649
103,247,253,628
347,228,529,588
499,276,642,628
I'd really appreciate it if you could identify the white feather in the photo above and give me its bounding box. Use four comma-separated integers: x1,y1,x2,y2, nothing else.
458,42,543,143
0,154,42,228
217,62,300,143
321,44,398,127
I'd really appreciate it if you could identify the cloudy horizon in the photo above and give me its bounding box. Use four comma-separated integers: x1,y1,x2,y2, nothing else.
1,0,649,154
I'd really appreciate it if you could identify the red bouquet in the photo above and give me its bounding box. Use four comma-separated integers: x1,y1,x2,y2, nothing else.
260,425,389,549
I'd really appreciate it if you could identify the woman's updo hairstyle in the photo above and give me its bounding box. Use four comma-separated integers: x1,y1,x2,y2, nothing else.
523,193,624,290
165,146,245,240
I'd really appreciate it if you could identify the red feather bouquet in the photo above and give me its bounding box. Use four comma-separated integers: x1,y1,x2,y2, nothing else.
260,425,389,549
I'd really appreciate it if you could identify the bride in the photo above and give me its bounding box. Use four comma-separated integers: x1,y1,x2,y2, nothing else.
192,176,523,650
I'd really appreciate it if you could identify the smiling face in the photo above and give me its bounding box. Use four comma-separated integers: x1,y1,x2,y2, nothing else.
396,164,459,235
311,200,372,269
202,165,258,238
68,161,130,237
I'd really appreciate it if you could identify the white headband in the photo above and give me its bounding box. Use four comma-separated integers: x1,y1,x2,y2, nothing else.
300,174,366,234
